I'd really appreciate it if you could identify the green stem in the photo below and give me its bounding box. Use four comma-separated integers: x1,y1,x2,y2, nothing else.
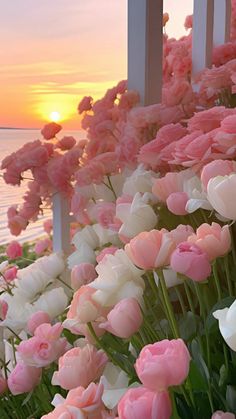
183,281,195,314
212,262,222,300
174,286,187,315
107,175,117,199
193,282,205,317
158,270,179,339
230,225,236,266
224,256,233,296
87,322,131,376
170,389,181,418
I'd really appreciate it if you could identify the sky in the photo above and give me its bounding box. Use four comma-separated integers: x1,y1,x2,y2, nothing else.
0,0,193,129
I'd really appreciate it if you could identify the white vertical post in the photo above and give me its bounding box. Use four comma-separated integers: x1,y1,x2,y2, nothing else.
52,192,71,254
128,0,163,105
213,0,231,46
192,0,214,78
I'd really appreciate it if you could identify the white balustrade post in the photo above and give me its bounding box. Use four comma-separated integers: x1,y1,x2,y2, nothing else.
192,0,214,78
213,0,231,46
52,192,71,254
128,0,163,105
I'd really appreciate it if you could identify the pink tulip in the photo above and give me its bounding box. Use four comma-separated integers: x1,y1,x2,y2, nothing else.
211,412,235,419
100,298,143,338
118,387,172,419
43,219,53,235
125,229,176,269
6,241,22,259
78,96,93,114
71,263,97,290
170,242,211,282
166,192,188,215
135,339,191,391
17,323,67,367
34,238,52,255
41,122,62,140
201,160,236,190
96,246,119,263
57,136,76,150
0,300,8,320
52,344,108,390
0,370,7,394
4,266,17,282
170,225,194,245
42,382,105,419
8,362,42,395
188,223,231,261
27,311,51,335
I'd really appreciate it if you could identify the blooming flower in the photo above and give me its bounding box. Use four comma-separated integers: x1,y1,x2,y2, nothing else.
135,339,191,391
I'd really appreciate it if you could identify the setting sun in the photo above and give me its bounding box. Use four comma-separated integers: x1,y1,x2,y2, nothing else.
50,111,61,122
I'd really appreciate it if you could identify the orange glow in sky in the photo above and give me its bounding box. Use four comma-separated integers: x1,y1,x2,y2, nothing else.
0,0,193,130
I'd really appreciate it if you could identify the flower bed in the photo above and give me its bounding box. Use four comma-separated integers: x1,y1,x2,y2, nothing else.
2,7,236,419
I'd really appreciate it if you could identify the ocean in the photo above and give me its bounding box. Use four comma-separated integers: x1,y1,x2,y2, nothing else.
0,128,83,245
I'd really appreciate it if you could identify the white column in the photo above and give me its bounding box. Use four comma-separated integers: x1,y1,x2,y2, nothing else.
213,0,231,46
128,0,163,105
52,192,71,254
192,0,214,78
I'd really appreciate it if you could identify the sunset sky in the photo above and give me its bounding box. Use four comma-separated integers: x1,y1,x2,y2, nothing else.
0,0,193,129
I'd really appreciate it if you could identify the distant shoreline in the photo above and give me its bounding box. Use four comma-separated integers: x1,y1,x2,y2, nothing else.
0,127,39,130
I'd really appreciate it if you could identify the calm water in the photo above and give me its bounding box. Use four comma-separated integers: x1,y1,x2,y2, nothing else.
0,129,83,245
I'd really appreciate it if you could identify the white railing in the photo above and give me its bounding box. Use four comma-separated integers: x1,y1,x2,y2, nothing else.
53,0,232,254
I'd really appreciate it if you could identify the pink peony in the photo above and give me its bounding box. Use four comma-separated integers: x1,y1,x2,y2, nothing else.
52,344,108,390
6,241,22,259
135,339,191,391
170,242,211,282
41,122,62,140
118,387,172,419
57,136,76,150
17,323,67,367
78,96,93,114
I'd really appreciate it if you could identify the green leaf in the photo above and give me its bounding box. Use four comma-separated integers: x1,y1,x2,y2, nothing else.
188,360,208,391
191,339,210,383
179,311,197,341
226,385,236,412
219,364,228,387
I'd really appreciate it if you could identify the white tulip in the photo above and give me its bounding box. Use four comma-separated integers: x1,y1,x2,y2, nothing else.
72,225,99,249
34,252,65,278
207,174,236,220
91,249,144,307
93,224,121,247
15,268,52,301
213,299,236,351
154,268,183,288
67,242,96,269
33,287,68,319
101,363,132,409
123,165,158,196
117,192,158,240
